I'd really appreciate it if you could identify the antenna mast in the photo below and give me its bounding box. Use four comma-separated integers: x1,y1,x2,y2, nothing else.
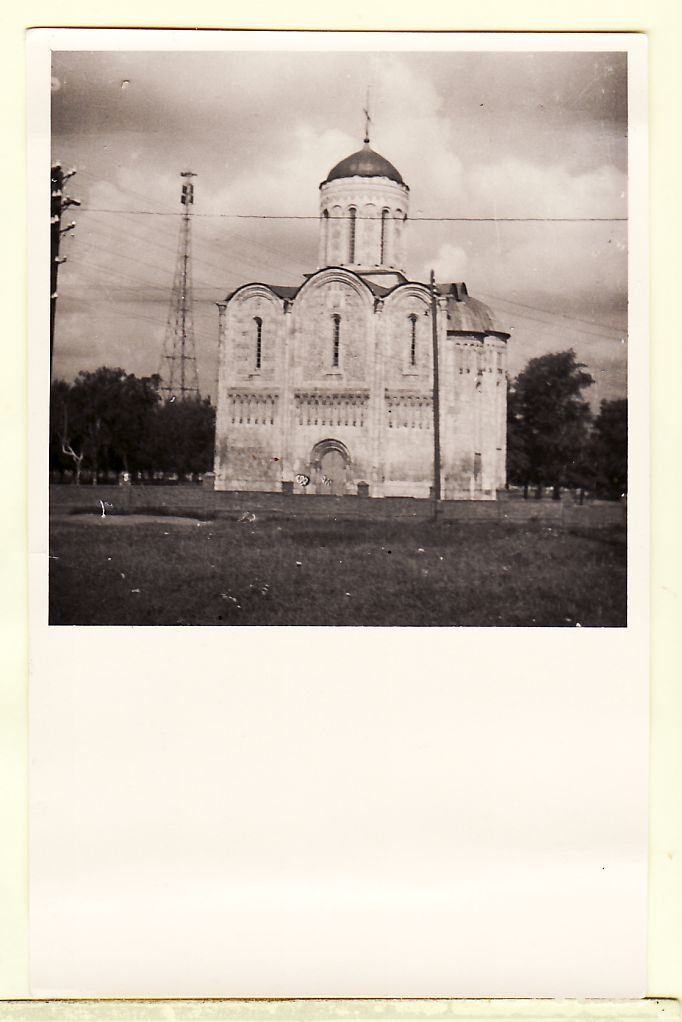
160,171,200,400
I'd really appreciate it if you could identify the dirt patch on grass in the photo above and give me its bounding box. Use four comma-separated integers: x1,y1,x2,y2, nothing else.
56,513,212,527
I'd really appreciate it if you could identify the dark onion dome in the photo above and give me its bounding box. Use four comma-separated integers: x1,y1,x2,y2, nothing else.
323,143,405,186
441,283,510,337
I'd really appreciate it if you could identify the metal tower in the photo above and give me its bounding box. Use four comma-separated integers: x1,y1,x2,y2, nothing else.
160,171,200,400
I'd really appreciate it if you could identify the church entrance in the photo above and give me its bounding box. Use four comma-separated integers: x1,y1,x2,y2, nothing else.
311,439,350,495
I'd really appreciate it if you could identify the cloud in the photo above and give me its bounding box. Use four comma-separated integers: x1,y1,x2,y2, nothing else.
51,48,629,400
466,158,627,220
430,243,469,281
204,123,356,218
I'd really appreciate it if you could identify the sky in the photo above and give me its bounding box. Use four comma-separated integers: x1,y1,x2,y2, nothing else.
51,45,629,405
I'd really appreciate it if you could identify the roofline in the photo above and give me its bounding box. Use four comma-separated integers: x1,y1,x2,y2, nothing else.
319,176,410,192
222,273,509,336
446,329,511,341
295,265,380,300
223,267,377,305
223,281,293,303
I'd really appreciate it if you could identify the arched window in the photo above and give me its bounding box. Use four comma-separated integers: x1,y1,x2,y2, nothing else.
332,315,341,368
322,208,329,259
254,317,263,370
380,208,389,264
348,207,357,263
409,314,417,366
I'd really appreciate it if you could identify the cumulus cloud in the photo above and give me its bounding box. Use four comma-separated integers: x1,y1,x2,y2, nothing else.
430,243,469,281
466,157,627,219
52,47,630,399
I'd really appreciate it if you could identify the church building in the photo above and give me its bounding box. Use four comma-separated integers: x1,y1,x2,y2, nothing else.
214,133,510,499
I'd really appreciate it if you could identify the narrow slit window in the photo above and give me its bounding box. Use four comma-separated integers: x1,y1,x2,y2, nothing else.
409,314,417,366
380,209,389,263
348,207,357,263
254,317,263,370
322,209,329,260
332,315,341,368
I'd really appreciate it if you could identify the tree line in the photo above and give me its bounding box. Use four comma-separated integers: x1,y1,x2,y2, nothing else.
50,367,215,483
507,349,627,500
50,353,627,498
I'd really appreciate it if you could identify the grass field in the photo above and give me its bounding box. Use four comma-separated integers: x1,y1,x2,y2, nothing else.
48,514,627,627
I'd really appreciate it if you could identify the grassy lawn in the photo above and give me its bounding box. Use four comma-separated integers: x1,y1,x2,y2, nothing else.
48,515,627,627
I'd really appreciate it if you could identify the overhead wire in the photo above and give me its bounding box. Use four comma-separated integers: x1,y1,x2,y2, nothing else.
62,241,627,346
75,171,314,272
78,207,628,223
59,174,627,389
62,258,216,348
478,290,626,336
78,209,304,289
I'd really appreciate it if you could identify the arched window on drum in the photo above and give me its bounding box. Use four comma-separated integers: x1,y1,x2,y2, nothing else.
380,208,389,264
348,207,357,263
321,208,329,261
253,317,263,370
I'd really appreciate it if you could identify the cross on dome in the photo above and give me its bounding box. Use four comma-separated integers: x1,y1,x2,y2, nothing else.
363,86,371,144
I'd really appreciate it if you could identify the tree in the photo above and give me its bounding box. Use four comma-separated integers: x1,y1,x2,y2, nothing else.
505,382,531,495
146,396,216,476
49,367,162,481
50,379,72,475
507,349,594,499
48,368,217,482
589,398,627,499
50,379,85,483
68,366,161,478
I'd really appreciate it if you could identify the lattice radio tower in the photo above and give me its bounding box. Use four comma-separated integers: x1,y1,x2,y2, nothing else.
159,171,200,400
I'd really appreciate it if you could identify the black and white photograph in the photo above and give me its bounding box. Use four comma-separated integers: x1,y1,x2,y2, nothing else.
27,29,651,1002
45,34,637,627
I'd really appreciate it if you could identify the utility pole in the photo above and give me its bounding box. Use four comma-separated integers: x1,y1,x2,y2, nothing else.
430,269,442,519
159,171,200,400
50,162,79,376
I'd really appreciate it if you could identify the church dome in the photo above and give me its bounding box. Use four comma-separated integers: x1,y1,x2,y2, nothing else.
445,292,510,337
324,143,405,185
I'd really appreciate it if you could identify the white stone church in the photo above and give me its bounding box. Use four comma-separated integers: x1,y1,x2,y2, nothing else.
214,136,509,499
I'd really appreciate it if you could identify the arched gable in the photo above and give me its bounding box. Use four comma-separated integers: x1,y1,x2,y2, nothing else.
383,284,433,386
225,285,285,384
383,282,432,310
226,283,288,313
294,266,375,310
292,268,375,387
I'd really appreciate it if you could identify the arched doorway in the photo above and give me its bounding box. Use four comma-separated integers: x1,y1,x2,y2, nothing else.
310,438,350,495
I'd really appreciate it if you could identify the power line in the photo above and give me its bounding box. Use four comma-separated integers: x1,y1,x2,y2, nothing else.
61,253,625,347
66,236,227,293
60,267,216,348
74,168,180,217
83,204,311,274
483,302,627,344
479,290,626,335
76,173,311,271
78,213,300,289
56,279,625,401
78,207,628,223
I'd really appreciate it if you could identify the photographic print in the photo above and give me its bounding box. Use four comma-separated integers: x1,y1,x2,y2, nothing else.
46,36,634,627
28,30,649,1001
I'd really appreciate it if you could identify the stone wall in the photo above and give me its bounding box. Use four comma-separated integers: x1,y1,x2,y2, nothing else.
319,176,409,272
214,269,508,500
